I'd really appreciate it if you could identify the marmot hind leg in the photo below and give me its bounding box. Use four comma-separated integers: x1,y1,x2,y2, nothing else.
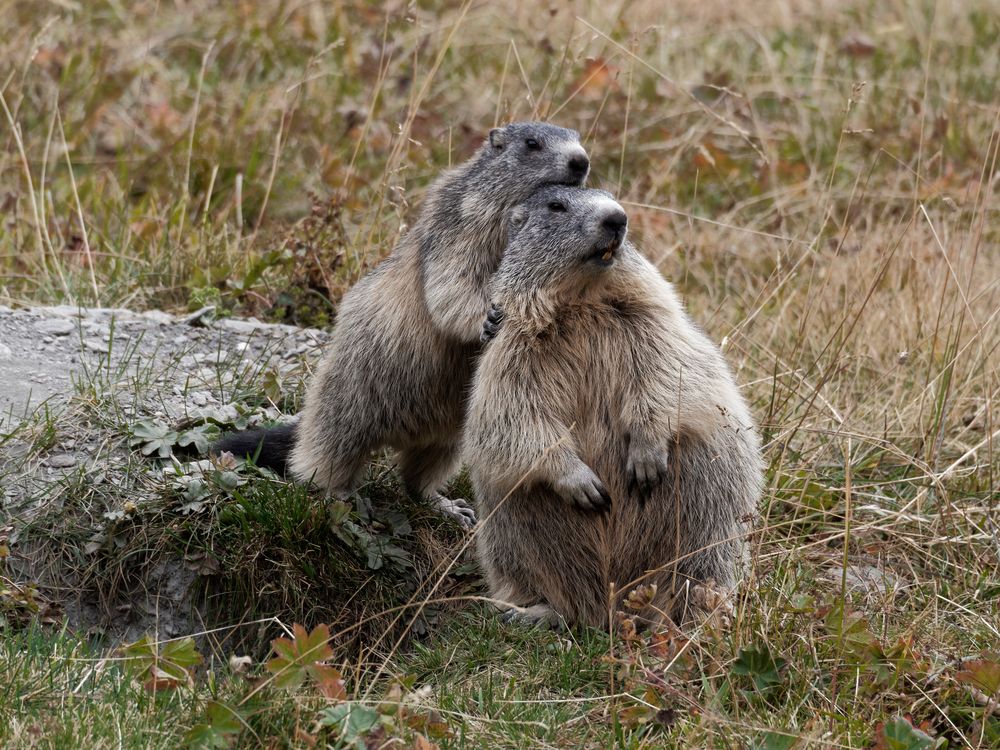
397,440,476,528
288,428,371,497
500,603,564,629
485,576,561,627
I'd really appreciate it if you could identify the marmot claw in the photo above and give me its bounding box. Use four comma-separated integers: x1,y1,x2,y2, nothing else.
500,604,563,629
627,444,670,492
553,464,612,512
433,494,477,529
480,303,505,343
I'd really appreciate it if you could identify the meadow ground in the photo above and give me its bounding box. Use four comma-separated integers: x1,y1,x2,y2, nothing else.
1,0,999,747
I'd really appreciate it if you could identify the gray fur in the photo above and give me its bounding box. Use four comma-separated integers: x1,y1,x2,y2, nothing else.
464,186,763,625
288,124,589,527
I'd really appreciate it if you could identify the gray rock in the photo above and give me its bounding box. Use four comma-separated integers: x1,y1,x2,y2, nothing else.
47,454,77,468
86,307,137,321
0,343,12,359
83,322,111,337
35,318,76,336
43,305,85,318
142,310,175,325
215,317,266,335
184,306,217,327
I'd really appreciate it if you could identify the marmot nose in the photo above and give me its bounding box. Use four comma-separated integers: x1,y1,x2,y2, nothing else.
601,210,628,235
568,154,590,178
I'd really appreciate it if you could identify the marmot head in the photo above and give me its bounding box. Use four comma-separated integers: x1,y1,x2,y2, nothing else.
479,122,590,204
494,186,629,299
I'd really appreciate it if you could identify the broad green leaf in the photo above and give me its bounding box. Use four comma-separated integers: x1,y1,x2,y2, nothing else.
875,716,944,750
956,656,1000,697
185,700,244,749
265,623,334,689
732,644,786,694
178,424,219,454
319,703,379,742
751,731,798,750
130,419,179,458
119,635,202,691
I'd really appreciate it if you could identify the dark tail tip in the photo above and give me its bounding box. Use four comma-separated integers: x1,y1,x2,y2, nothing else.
211,423,297,475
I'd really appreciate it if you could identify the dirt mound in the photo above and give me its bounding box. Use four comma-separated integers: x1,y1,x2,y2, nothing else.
0,306,470,651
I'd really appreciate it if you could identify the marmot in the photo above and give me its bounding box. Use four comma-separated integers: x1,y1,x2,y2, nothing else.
463,186,763,626
214,123,590,527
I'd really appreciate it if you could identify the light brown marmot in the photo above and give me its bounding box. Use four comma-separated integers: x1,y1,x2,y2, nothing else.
464,185,762,626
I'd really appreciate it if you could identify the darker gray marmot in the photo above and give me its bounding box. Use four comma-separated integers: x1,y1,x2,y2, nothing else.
464,185,762,626
214,123,590,527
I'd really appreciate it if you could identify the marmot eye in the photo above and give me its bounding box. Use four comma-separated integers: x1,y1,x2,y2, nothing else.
524,138,541,150
548,201,567,212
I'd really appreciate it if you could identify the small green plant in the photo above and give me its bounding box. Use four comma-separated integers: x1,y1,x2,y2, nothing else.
129,419,180,458
874,716,946,750
120,635,203,691
187,286,223,313
731,643,787,698
265,623,345,697
129,418,222,458
184,701,247,749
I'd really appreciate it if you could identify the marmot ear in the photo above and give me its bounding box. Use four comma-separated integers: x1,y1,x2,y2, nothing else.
509,205,528,230
489,127,507,150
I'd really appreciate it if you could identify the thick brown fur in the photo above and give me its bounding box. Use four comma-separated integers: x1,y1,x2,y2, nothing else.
464,186,763,626
212,123,589,527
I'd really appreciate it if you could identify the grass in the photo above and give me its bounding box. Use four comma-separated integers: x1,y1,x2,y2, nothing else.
2,0,999,747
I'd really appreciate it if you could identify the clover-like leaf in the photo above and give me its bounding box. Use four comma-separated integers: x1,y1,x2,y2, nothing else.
177,424,219,455
318,703,379,740
751,731,798,750
873,716,944,750
184,700,244,749
956,655,1000,698
130,419,179,458
731,643,786,695
825,603,882,661
265,623,334,689
120,634,203,691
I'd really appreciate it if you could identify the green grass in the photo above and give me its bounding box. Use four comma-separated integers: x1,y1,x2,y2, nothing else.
2,0,1000,747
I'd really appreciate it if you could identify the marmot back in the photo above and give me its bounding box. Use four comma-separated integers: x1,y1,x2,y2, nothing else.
464,186,763,626
214,123,590,528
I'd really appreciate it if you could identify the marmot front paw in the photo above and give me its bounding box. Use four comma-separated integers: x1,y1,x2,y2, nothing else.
480,303,505,343
552,463,611,512
432,493,477,528
627,443,670,494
